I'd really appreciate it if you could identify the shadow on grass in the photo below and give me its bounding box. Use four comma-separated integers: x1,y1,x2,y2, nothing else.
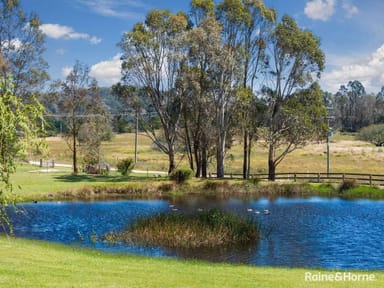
53,173,169,183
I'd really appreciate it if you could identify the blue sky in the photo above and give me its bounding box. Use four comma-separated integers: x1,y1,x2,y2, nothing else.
22,0,384,93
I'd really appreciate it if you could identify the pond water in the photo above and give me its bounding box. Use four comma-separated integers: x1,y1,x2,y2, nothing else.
5,196,384,270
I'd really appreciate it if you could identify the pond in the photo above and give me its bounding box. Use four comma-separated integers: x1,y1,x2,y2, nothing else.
5,196,384,270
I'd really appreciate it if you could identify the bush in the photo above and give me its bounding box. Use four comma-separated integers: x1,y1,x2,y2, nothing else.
339,179,358,193
116,158,135,176
357,124,384,146
169,168,193,184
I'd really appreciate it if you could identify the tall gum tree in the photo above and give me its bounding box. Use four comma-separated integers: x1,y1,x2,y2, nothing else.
119,10,189,174
57,61,104,174
216,0,276,179
261,15,326,181
0,0,48,100
184,1,241,178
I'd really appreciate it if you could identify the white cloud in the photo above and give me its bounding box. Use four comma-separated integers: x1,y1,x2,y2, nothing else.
1,38,23,50
61,66,72,78
78,0,147,19
304,0,336,21
322,44,384,93
342,1,358,18
40,24,102,45
90,54,122,85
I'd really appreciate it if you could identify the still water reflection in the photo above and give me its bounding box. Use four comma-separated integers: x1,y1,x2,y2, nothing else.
6,197,384,270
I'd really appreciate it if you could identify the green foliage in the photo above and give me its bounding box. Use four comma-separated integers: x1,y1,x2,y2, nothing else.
57,61,108,174
116,158,135,176
342,185,384,199
104,209,259,248
0,0,48,98
0,74,45,233
315,183,337,194
357,124,384,146
119,9,189,174
169,168,193,183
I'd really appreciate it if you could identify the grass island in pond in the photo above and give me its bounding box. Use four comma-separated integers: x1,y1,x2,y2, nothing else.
104,209,260,248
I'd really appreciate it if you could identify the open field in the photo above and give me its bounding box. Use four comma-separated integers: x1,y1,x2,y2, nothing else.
0,236,382,288
34,132,384,175
11,132,384,202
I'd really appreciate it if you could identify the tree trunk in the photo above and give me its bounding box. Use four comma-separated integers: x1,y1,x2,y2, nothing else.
247,135,253,179
216,142,225,178
243,130,248,179
168,148,175,174
194,144,201,178
73,133,78,174
216,104,226,178
184,110,194,171
268,144,276,181
242,132,253,179
202,147,208,178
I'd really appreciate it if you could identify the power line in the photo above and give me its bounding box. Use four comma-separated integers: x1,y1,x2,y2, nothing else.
44,112,132,118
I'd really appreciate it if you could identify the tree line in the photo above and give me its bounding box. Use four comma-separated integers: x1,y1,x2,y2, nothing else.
1,0,383,182
114,0,326,181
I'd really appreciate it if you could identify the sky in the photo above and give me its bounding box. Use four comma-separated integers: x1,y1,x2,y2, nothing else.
21,0,384,93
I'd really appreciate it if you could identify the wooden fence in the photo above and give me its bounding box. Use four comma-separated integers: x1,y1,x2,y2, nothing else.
209,172,384,186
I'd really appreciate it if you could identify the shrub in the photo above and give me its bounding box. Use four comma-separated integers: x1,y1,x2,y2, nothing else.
342,185,384,199
248,176,261,185
169,168,193,184
357,124,384,146
339,179,358,193
116,158,135,176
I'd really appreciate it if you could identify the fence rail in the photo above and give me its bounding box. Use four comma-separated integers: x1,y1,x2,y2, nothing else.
209,172,384,186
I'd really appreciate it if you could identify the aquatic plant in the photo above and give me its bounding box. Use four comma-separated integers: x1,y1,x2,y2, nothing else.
104,209,259,248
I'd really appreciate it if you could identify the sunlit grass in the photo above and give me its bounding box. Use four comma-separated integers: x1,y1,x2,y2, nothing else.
0,236,382,288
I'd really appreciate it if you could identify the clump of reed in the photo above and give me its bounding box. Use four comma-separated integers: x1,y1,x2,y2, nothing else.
104,209,259,248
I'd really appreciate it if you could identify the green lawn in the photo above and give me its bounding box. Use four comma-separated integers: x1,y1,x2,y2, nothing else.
0,236,382,288
10,163,167,202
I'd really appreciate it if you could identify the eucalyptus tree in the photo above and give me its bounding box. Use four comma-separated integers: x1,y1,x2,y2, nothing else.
57,61,105,174
334,80,374,132
119,10,189,174
77,97,112,166
261,15,326,181
181,11,219,177
0,0,48,100
375,86,384,123
216,0,275,178
183,10,241,178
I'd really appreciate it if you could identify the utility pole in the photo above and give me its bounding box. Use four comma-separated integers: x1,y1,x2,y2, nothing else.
327,128,330,176
326,108,334,176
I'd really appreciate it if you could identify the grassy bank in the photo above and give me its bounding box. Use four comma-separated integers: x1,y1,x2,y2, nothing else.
0,236,382,288
7,164,384,203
